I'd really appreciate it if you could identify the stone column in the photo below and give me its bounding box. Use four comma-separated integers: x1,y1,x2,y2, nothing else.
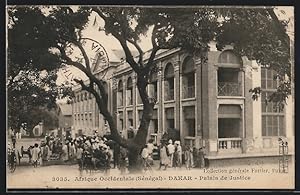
194,57,202,148
132,75,137,129
204,52,219,155
122,76,127,133
173,57,181,130
242,59,254,153
195,58,202,138
157,63,163,143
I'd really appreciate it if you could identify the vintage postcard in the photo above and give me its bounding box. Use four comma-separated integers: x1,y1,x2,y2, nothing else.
6,5,295,190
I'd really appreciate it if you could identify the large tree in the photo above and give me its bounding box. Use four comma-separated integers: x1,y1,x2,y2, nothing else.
7,6,292,171
7,7,73,135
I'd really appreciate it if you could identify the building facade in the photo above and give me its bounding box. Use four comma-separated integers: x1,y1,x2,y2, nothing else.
71,49,125,137
72,44,294,157
57,102,73,137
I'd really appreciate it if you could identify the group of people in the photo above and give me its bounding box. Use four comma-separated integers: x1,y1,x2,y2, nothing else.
158,139,206,170
12,130,206,172
64,133,128,173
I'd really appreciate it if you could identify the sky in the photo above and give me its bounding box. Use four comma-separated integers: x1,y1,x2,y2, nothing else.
56,6,294,86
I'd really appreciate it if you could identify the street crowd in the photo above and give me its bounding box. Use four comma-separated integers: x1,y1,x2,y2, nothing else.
141,139,206,171
8,131,206,173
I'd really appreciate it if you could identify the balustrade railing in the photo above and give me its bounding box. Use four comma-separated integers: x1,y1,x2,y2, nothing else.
218,138,242,150
218,82,242,96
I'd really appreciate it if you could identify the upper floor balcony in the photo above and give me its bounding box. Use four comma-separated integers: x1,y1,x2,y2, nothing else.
218,82,242,96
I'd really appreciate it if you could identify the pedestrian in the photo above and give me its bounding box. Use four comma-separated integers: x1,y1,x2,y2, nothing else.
31,143,41,168
49,139,53,152
175,141,182,168
184,145,192,170
167,139,175,167
119,146,127,175
113,142,120,169
11,133,16,148
41,141,49,163
45,134,50,146
69,141,76,162
198,147,205,169
141,144,151,170
61,141,69,162
158,141,169,170
76,146,84,170
192,146,197,168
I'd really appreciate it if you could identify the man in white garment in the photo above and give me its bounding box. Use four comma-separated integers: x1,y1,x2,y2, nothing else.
167,139,175,167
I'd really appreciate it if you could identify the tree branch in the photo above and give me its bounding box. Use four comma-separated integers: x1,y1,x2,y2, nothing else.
115,34,142,73
127,38,144,66
151,24,159,49
70,40,92,73
266,8,290,47
143,24,163,71
92,7,142,73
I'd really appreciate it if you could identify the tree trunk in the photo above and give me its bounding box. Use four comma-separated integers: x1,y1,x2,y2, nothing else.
126,77,154,173
127,145,143,173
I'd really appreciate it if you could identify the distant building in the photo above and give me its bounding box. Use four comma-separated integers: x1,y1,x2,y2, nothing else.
57,102,73,137
71,49,132,137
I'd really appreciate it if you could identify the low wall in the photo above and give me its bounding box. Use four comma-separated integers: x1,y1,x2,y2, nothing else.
206,154,293,168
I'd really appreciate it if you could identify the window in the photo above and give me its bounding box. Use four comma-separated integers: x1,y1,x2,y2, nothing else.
218,105,242,138
117,80,124,106
218,68,241,96
127,77,133,105
127,111,133,127
164,63,175,101
118,111,123,130
149,109,158,134
182,56,195,99
165,107,175,130
138,110,143,127
137,89,143,104
89,113,92,121
78,129,83,136
261,68,278,90
183,106,195,137
261,68,285,136
217,50,242,96
103,81,108,100
149,68,158,101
